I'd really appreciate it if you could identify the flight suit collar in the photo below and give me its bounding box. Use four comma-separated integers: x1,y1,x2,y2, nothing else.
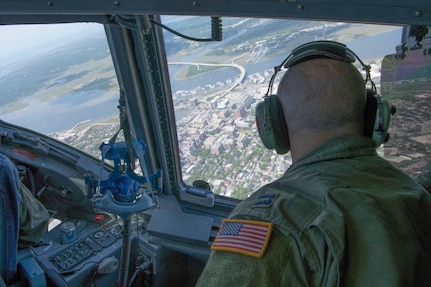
288,135,378,172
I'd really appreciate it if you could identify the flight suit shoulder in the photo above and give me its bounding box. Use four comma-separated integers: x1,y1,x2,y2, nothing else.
197,228,310,287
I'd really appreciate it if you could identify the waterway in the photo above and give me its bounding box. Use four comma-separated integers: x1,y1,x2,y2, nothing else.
169,28,402,93
1,90,119,134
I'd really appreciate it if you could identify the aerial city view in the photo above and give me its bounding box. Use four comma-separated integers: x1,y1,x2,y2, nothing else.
0,17,429,199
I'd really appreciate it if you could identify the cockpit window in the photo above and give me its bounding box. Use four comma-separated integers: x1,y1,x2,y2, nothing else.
3,19,427,202
166,17,403,199
0,23,120,158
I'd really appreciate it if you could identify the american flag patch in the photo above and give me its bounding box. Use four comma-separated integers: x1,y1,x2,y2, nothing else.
211,219,273,258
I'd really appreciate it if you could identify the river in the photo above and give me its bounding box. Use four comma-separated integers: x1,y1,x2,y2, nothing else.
169,28,402,93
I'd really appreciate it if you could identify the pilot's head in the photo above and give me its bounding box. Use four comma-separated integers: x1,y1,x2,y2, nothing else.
255,41,391,160
277,58,367,161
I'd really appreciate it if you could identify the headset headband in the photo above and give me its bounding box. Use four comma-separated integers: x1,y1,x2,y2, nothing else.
283,41,355,68
265,40,376,96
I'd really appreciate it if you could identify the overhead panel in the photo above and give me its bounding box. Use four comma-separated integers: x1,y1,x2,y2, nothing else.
0,0,429,25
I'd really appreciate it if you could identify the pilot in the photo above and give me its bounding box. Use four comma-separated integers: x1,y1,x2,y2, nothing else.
0,153,50,248
197,42,431,286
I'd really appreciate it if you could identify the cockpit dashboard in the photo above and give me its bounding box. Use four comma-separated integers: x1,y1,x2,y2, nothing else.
0,121,210,287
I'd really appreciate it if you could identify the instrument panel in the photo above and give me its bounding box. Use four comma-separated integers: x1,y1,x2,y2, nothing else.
0,130,210,286
32,219,124,286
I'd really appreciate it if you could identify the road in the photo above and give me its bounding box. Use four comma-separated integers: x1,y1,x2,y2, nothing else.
169,61,246,97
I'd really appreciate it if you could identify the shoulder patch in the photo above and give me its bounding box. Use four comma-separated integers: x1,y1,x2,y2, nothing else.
211,219,273,258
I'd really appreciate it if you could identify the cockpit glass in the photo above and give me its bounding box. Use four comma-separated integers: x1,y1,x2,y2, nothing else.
0,23,120,158
166,17,404,199
2,19,428,201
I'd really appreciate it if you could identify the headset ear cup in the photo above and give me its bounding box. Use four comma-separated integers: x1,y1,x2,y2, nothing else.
255,97,277,150
364,90,377,139
255,95,290,154
364,90,391,146
372,96,391,145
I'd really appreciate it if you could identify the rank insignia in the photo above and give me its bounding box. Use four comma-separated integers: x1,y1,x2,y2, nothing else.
252,193,278,208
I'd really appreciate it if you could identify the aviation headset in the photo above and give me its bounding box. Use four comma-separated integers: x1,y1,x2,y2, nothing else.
255,40,392,154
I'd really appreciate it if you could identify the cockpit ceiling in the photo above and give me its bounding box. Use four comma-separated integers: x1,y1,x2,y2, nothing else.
0,0,429,26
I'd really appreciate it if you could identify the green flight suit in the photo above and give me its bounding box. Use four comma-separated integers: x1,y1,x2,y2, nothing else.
197,135,431,287
18,182,50,248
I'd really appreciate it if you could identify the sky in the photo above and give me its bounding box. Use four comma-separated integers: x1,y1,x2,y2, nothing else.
0,23,103,66
0,16,187,67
